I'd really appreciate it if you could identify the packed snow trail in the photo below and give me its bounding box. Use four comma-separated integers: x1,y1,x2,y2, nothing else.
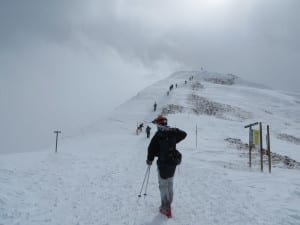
1,124,298,225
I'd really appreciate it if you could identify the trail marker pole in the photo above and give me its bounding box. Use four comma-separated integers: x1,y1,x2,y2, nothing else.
259,123,263,172
267,125,272,173
196,125,198,150
54,130,61,153
249,127,253,168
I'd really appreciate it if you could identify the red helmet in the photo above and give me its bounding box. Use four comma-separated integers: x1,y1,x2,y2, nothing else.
152,115,168,126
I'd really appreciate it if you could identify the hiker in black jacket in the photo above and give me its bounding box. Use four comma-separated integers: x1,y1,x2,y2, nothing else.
146,115,187,218
146,125,151,138
153,101,157,112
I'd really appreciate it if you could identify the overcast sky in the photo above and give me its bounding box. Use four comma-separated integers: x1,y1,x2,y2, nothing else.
0,0,299,153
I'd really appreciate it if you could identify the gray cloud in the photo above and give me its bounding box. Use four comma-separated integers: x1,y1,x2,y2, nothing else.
1,0,299,78
0,0,299,153
74,0,300,91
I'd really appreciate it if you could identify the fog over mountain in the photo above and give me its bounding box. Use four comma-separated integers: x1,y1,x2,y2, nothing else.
0,0,299,153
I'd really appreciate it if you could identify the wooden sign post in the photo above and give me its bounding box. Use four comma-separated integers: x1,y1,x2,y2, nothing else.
244,122,272,173
54,130,61,153
259,122,263,172
267,125,272,173
244,122,258,168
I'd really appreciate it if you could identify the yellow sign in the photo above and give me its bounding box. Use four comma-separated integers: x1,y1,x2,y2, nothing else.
253,130,260,145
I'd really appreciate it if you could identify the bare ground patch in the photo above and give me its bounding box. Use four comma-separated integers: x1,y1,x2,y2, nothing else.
160,95,252,122
277,133,300,145
204,74,236,85
161,104,185,115
187,94,252,121
225,138,300,169
190,81,204,91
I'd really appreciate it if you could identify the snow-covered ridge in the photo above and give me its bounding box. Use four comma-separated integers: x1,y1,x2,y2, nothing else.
113,70,299,126
169,70,270,89
112,69,300,163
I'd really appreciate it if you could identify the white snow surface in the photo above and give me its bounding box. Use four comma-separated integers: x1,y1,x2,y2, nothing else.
1,71,300,225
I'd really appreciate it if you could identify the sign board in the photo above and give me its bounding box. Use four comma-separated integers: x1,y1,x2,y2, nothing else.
249,128,253,145
253,129,260,145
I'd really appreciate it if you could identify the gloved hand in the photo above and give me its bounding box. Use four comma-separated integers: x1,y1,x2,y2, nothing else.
146,160,152,166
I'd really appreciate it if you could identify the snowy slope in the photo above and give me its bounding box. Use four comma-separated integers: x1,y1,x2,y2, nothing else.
1,71,300,225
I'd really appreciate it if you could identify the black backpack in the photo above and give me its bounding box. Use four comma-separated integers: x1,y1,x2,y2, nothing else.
158,131,182,166
167,148,182,165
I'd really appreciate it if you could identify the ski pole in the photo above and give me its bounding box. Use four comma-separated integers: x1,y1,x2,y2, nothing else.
138,166,150,198
144,166,151,196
